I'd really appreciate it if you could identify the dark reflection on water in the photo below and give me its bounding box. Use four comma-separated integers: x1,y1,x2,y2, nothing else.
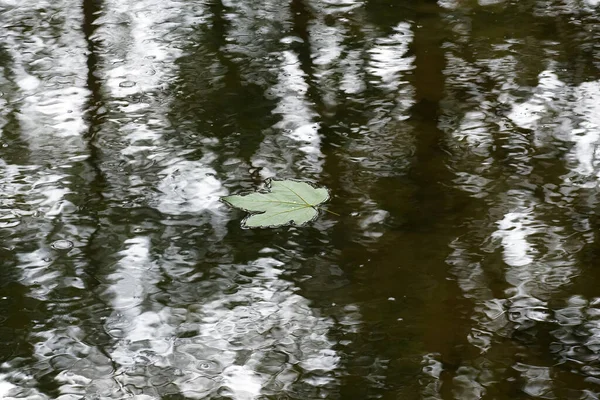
1,0,600,398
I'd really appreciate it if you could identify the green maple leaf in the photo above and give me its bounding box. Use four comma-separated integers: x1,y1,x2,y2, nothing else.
222,179,332,228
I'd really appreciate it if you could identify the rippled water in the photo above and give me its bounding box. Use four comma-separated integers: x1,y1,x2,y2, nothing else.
1,0,600,398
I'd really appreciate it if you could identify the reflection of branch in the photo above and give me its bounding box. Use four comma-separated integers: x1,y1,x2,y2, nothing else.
290,0,326,128
209,0,241,86
291,0,312,69
82,0,105,186
82,0,102,108
81,0,109,279
208,0,227,51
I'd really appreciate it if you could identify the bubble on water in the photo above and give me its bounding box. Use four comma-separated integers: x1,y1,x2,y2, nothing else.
106,328,126,338
119,80,136,88
51,239,74,251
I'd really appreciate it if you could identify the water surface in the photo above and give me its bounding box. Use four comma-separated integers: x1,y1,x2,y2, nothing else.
1,0,600,398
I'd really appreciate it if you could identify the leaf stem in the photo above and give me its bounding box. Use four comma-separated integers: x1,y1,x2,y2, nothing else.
318,207,341,217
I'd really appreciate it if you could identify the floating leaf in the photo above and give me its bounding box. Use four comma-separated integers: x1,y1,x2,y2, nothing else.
222,179,330,228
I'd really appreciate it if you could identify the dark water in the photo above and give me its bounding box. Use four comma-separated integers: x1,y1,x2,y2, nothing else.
1,0,600,398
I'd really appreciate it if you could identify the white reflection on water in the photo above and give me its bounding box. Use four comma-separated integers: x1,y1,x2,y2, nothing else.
566,81,600,185
493,206,537,268
218,0,326,177
1,1,89,150
95,247,340,399
95,0,207,98
3,0,348,397
514,363,554,398
271,51,323,166
340,50,367,95
83,0,339,397
0,0,93,394
252,48,324,177
507,70,600,188
508,70,565,131
317,0,363,13
0,0,90,242
308,1,350,109
174,257,340,398
340,21,416,184
156,159,228,215
433,16,600,393
367,22,415,93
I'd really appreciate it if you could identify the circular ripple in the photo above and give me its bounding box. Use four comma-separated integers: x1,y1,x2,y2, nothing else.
195,360,222,376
